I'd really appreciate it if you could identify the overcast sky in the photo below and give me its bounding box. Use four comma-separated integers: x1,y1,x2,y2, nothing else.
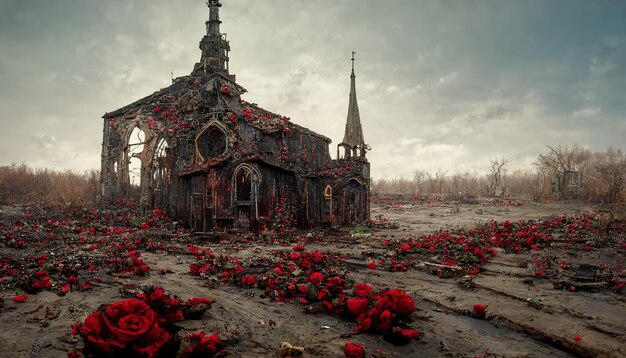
1,0,625,180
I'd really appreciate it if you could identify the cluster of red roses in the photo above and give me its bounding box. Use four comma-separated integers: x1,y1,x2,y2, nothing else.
349,288,421,345
319,161,354,178
380,213,608,273
483,199,523,207
0,203,190,295
239,100,292,133
188,244,423,345
70,286,222,358
344,342,365,358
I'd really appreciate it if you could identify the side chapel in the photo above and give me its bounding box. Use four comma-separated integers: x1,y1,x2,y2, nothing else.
100,0,370,230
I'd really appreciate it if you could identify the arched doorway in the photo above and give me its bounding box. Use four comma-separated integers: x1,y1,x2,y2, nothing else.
233,163,261,228
323,185,333,224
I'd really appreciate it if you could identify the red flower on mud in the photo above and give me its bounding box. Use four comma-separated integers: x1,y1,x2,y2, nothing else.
60,284,71,294
574,335,583,342
137,286,184,325
354,282,373,298
376,289,415,317
141,222,149,230
12,295,28,303
241,274,258,287
309,272,324,286
472,303,486,319
344,342,365,358
468,268,481,275
183,331,224,357
386,327,422,345
347,297,369,317
74,298,173,357
293,244,305,251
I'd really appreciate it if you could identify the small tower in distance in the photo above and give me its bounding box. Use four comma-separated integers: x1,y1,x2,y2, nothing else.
338,51,368,160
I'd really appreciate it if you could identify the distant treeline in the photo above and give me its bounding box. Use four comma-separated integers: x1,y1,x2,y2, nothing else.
373,145,626,203
0,164,99,206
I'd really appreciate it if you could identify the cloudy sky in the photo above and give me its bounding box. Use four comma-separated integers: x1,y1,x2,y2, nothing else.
1,0,625,180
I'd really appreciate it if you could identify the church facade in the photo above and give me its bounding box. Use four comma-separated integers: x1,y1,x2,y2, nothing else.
100,1,370,230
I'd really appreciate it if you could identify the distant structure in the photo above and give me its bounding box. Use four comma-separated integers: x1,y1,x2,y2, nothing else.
100,0,370,230
551,170,583,200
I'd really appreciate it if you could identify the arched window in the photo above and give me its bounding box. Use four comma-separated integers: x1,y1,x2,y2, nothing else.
151,136,171,207
127,127,145,187
152,137,170,181
197,123,227,161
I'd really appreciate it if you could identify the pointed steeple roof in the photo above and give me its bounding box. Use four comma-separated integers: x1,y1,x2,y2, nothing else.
341,52,365,148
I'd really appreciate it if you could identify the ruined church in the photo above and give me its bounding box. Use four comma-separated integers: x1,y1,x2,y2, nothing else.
100,0,370,230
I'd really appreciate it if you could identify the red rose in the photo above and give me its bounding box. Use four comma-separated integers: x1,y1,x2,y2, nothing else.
574,335,583,342
472,303,486,319
309,272,324,286
78,299,173,357
386,327,422,345
347,297,369,317
184,331,224,356
241,274,258,286
220,86,231,95
379,309,393,332
12,295,28,303
354,313,372,332
343,342,365,358
354,282,373,298
395,294,415,317
140,222,149,230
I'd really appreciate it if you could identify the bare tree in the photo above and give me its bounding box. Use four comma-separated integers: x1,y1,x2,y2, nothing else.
586,147,626,203
413,169,426,195
534,144,592,175
488,157,511,197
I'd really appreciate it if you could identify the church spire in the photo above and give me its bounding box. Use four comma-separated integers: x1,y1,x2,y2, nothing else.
339,52,367,160
196,0,230,74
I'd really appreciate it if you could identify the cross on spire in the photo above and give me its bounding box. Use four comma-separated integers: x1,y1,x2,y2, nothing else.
351,51,356,71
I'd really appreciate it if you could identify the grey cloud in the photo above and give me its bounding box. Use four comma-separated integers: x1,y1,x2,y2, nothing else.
0,0,625,180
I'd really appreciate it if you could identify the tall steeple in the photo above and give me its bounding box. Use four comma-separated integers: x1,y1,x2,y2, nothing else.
196,0,230,74
339,52,367,160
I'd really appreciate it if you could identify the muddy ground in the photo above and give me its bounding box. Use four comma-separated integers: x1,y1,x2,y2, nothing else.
0,201,625,358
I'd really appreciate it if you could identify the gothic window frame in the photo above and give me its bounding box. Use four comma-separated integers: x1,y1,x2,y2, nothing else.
195,120,230,163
